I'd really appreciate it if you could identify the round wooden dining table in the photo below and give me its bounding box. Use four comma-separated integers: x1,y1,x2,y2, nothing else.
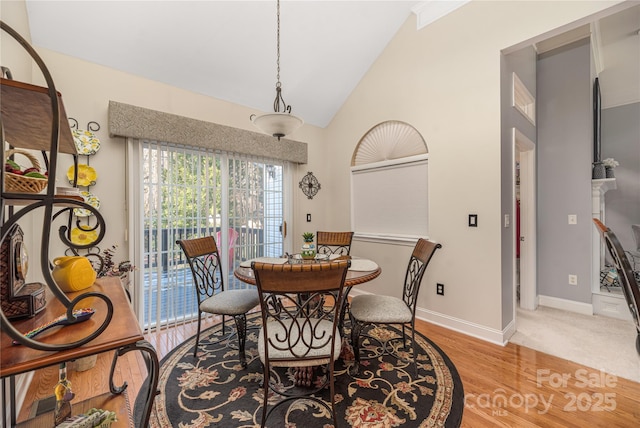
233,258,382,288
234,257,381,336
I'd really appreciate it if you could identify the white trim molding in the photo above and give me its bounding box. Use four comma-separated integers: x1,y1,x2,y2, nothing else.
349,287,511,345
353,233,426,246
591,20,604,75
512,73,536,125
412,1,470,30
538,295,593,316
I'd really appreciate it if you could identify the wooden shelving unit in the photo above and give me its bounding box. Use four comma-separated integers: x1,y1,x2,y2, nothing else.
0,20,158,427
2,279,143,428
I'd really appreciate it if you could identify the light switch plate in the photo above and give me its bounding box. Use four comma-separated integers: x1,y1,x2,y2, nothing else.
568,214,577,225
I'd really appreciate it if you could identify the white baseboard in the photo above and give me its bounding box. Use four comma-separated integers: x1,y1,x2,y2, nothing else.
349,288,513,346
502,318,517,343
414,306,512,346
538,294,593,315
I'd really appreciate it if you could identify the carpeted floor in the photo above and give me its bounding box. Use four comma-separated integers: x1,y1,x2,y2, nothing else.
139,313,464,427
510,305,639,382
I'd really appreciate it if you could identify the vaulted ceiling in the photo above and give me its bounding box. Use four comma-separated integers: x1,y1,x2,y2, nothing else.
24,0,418,128
22,1,639,130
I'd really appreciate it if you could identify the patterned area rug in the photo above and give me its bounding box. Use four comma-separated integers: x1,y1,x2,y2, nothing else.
139,313,463,427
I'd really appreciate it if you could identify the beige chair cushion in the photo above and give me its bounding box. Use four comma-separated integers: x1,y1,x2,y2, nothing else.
350,294,412,323
200,289,260,315
258,318,342,367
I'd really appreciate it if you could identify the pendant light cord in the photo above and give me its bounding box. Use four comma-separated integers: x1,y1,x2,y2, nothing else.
273,0,291,114
276,0,281,89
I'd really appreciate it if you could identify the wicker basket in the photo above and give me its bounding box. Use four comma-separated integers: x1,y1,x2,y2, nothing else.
4,149,48,193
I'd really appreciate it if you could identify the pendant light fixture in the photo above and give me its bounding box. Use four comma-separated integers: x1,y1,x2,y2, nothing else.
250,0,303,140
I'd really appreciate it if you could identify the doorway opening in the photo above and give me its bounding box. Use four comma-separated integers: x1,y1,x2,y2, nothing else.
514,128,537,312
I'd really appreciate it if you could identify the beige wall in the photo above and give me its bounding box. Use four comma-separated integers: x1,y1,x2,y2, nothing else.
2,0,622,341
324,0,620,338
0,0,32,78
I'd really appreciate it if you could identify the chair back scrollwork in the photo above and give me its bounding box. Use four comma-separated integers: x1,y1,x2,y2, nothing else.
251,259,350,426
316,231,354,256
177,237,224,302
403,238,442,313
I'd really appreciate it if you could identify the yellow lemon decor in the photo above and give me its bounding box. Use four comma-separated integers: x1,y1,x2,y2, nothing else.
67,164,97,187
70,227,99,245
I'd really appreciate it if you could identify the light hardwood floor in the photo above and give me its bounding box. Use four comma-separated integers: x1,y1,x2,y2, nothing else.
18,313,640,427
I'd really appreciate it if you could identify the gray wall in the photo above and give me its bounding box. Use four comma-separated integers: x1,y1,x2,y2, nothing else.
602,102,640,250
536,38,593,303
501,46,537,328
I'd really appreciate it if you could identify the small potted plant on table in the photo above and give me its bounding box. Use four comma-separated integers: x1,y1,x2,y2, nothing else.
301,232,316,260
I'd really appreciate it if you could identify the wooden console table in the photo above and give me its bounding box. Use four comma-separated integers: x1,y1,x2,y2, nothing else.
0,277,159,427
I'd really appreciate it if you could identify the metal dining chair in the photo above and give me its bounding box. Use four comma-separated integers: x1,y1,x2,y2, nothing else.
316,231,354,333
316,231,354,256
593,219,640,354
251,259,350,428
177,236,260,366
350,238,441,374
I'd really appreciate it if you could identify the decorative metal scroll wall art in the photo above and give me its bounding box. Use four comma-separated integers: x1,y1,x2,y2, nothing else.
299,171,321,199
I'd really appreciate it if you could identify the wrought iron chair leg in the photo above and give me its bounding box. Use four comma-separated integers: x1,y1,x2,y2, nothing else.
261,365,270,428
233,313,248,368
338,285,354,336
351,320,362,364
330,365,338,427
350,319,365,376
411,321,418,377
193,311,203,358
402,324,408,350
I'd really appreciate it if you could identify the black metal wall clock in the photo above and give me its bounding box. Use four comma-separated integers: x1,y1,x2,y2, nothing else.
299,172,321,199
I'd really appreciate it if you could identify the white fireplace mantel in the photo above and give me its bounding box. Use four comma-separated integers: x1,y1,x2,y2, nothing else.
592,178,617,215
591,178,617,293
591,178,631,320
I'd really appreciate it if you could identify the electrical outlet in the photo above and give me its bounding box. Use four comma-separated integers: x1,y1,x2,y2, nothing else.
568,274,577,285
437,283,444,295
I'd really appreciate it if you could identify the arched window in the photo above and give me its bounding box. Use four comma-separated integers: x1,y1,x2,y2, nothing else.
351,121,429,240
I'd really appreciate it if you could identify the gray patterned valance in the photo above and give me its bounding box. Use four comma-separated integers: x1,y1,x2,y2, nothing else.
108,100,307,164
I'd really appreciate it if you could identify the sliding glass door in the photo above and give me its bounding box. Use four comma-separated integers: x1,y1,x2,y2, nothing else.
130,140,285,331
